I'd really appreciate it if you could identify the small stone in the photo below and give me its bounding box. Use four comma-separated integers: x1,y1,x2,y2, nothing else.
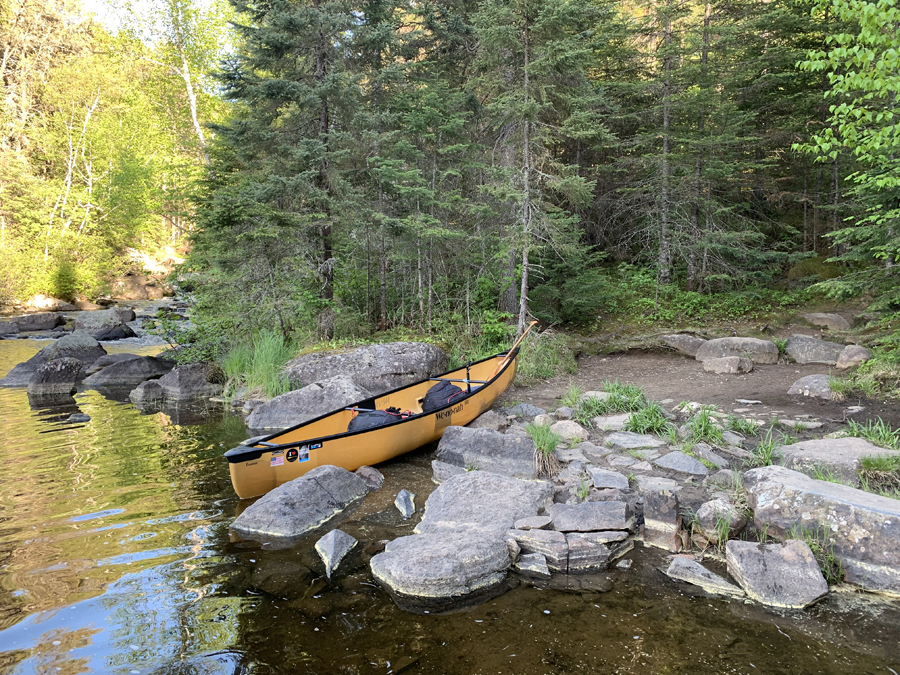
653,451,709,476
554,406,574,419
556,446,588,463
591,413,631,431
608,455,638,468
588,468,629,490
630,461,653,472
690,444,728,469
315,529,358,579
533,414,554,427
605,432,667,451
634,475,682,492
666,556,745,597
836,345,872,370
516,552,551,579
549,420,589,442
615,559,633,570
505,403,546,419
735,399,762,405
721,430,745,447
68,412,91,423
778,419,823,430
395,489,416,519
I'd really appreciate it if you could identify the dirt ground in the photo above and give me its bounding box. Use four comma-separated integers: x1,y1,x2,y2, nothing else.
500,348,900,435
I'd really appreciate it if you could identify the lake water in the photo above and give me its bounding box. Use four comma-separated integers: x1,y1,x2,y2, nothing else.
1,337,899,674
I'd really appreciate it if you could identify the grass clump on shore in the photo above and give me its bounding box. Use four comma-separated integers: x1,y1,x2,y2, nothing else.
573,380,647,428
846,417,900,450
686,407,723,445
747,426,783,467
221,329,295,399
624,403,671,435
526,421,563,478
726,415,760,437
789,525,844,585
857,454,900,498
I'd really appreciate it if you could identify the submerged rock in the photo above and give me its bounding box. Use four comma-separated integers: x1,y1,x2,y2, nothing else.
231,465,369,541
725,539,828,609
315,529,358,579
157,363,224,401
395,489,416,519
666,556,745,598
354,465,384,491
27,358,86,395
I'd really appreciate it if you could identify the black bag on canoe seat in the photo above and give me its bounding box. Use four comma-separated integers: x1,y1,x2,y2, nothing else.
421,380,466,413
347,408,408,433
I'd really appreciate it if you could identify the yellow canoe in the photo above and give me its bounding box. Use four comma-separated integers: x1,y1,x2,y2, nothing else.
225,348,518,499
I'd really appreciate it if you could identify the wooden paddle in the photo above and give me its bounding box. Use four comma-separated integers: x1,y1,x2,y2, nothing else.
491,320,538,378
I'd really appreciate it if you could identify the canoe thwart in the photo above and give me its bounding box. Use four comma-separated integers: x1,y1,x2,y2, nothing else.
428,377,489,385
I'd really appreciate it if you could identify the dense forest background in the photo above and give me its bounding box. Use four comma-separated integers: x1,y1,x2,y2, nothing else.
2,0,899,371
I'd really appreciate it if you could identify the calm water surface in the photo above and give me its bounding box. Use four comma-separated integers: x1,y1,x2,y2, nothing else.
1,338,899,675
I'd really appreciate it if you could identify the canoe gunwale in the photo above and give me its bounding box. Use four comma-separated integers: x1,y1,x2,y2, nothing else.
224,348,517,464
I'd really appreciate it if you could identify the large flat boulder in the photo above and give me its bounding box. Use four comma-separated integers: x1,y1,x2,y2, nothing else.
284,342,448,396
784,336,844,365
744,465,900,594
660,334,707,357
435,426,536,478
695,337,779,364
246,375,372,431
157,363,224,401
801,312,851,331
778,437,900,484
653,451,709,476
0,330,106,386
10,312,64,332
82,355,174,388
725,539,828,608
370,472,551,612
370,531,511,613
231,465,369,540
415,471,553,537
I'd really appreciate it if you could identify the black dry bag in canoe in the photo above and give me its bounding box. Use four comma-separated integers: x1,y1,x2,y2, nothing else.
421,379,466,413
347,409,400,433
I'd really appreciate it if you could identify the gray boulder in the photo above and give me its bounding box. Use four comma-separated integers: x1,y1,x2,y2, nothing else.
0,321,19,336
836,345,872,369
0,330,106,386
284,341,448,395
395,489,416,519
435,426,536,478
548,501,629,532
72,308,137,340
661,334,707,357
85,353,142,375
468,409,509,432
231,465,369,540
666,556,745,597
549,420,589,442
643,489,681,552
315,529,358,579
784,336,844,364
370,472,552,611
787,374,834,400
695,337,779,364
744,465,900,594
702,356,753,374
415,471,553,537
130,379,164,403
10,312,63,332
370,531,511,612
507,528,569,571
82,356,174,388
801,312,851,331
431,460,465,483
591,413,631,431
565,533,611,573
247,375,371,431
653,451,709,476
27,358,86,395
778,437,900,484
725,539,828,608
588,468,629,490
157,363,224,401
516,553,551,579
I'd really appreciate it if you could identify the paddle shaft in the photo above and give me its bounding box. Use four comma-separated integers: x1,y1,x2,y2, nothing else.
491,321,537,378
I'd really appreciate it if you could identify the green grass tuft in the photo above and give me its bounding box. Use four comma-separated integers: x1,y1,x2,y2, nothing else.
747,425,782,467
846,417,900,450
726,415,760,437
624,403,671,435
686,407,723,445
525,421,563,478
221,329,295,399
789,525,844,585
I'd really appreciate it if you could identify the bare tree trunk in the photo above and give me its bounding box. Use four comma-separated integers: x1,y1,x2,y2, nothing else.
658,8,673,285
517,17,532,336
